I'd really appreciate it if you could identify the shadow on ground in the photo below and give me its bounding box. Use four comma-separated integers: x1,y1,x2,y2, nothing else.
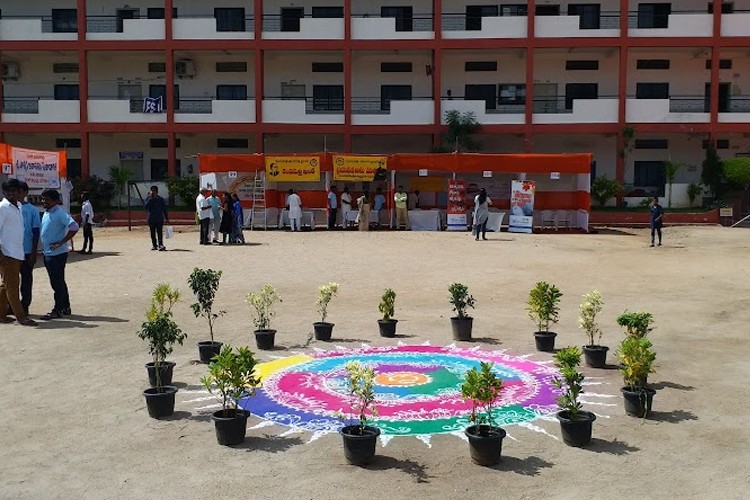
648,410,698,423
471,337,503,345
365,456,434,483
235,434,305,453
649,381,696,391
69,251,122,261
585,438,640,455
490,455,554,475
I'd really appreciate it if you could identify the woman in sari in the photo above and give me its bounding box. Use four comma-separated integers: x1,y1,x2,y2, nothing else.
356,191,371,231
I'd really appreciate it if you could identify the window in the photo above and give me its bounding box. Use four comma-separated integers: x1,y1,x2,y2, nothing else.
55,138,81,148
380,85,412,111
312,85,344,111
635,139,669,149
66,159,82,179
636,83,669,99
147,8,177,19
500,4,527,16
535,5,561,15
312,62,344,72
116,9,138,33
637,59,671,70
150,138,182,148
704,82,731,112
215,8,245,31
705,59,733,70
634,161,666,195
312,6,343,18
565,83,598,109
281,7,304,31
149,84,180,110
54,84,79,100
217,138,249,148
150,159,169,181
466,84,497,110
465,61,497,72
148,62,166,73
381,62,413,72
707,2,734,13
465,5,498,31
51,9,77,33
637,3,670,28
568,4,600,29
53,63,79,74
216,62,248,73
703,139,730,149
498,84,526,105
566,60,599,70
216,85,248,100
381,6,413,32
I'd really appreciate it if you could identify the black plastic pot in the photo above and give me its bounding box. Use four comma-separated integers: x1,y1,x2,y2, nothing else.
313,322,334,341
254,329,276,350
212,408,250,446
534,331,557,352
341,425,381,465
557,410,596,447
143,386,178,419
621,386,656,418
451,317,474,341
146,361,175,387
465,425,507,466
198,341,223,364
582,345,609,368
378,319,398,338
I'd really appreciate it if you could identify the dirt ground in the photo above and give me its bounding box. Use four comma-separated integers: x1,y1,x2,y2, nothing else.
1,224,749,500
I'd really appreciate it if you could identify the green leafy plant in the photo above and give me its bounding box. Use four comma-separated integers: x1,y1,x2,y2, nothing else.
339,361,379,433
591,176,624,207
448,283,475,319
316,282,339,323
687,182,703,207
617,337,656,390
619,125,636,158
71,175,115,210
527,281,563,333
246,284,282,331
378,288,396,321
722,157,750,188
579,290,603,347
442,110,482,152
166,174,199,206
461,361,504,430
188,268,225,342
552,347,585,420
616,311,654,339
137,283,186,390
201,345,260,417
109,165,133,210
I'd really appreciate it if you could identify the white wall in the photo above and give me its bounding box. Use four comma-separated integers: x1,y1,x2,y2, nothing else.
533,133,616,180
173,0,252,17
624,134,704,186
442,51,526,95
352,135,432,153
264,52,343,97
3,101,80,123
443,17,527,39
628,51,712,96
630,14,713,37
174,52,255,98
88,52,166,97
351,52,433,97
2,53,78,98
352,0,432,17
534,50,619,95
0,20,78,40
722,13,750,36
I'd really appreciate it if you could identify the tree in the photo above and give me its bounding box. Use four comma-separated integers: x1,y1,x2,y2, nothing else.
663,161,683,208
702,142,723,198
722,157,750,188
166,175,199,206
591,176,623,207
109,165,133,210
441,110,482,152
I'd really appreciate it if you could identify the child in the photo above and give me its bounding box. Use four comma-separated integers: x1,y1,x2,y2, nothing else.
80,192,94,254
232,194,245,244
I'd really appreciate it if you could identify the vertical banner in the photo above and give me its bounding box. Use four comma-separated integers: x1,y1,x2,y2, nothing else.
446,179,467,231
509,180,536,234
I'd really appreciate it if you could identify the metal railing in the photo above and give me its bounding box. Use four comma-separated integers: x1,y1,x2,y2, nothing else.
262,14,343,32
531,95,616,114
175,99,213,114
2,97,41,114
351,14,434,31
441,12,619,31
668,95,707,113
351,97,432,114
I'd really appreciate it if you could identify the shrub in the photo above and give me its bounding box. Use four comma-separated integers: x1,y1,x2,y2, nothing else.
166,175,200,206
71,175,115,210
591,176,623,207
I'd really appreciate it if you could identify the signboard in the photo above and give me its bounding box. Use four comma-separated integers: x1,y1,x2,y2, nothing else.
265,156,320,182
228,171,238,179
418,169,429,177
550,172,560,180
119,151,144,160
2,163,11,175
446,179,467,231
719,207,733,217
508,180,536,234
482,171,492,178
11,147,64,189
332,155,388,182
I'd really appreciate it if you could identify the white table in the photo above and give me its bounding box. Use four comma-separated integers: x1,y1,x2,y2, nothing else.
409,210,442,231
486,212,506,232
343,209,385,227
278,209,315,230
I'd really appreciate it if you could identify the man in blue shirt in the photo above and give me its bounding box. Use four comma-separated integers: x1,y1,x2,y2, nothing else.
208,190,221,243
649,196,664,247
372,187,386,228
19,182,41,315
327,185,338,230
39,189,79,320
144,185,169,251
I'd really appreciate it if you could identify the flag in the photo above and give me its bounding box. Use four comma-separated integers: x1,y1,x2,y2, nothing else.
143,96,164,113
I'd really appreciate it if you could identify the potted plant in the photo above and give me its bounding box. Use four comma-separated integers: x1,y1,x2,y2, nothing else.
580,290,608,368
618,336,657,418
338,361,380,465
313,282,339,341
202,345,260,445
246,284,282,350
527,281,562,351
449,282,475,341
553,347,596,447
616,311,654,339
142,283,182,387
461,361,506,466
138,283,187,419
188,268,225,363
377,288,398,338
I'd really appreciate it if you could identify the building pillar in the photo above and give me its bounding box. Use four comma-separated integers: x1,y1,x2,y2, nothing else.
432,48,442,149
255,49,264,153
0,50,4,138
523,0,536,153
615,0,630,204
78,50,90,178
344,48,352,152
81,132,90,180
710,0,722,135
165,0,174,39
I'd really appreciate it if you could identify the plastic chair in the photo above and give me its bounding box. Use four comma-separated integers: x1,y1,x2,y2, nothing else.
556,210,571,230
542,210,556,230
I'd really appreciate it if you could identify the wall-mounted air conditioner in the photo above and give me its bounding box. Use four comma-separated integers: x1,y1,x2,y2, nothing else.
175,59,196,78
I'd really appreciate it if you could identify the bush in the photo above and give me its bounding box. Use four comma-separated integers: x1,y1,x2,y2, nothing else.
591,176,623,207
722,157,750,187
71,175,115,210
166,175,199,206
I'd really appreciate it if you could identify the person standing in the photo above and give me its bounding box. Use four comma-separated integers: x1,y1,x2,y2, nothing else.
144,185,169,251
357,191,371,231
287,189,303,232
39,188,78,320
372,187,386,228
409,190,421,210
650,196,664,247
394,185,409,230
196,188,212,245
327,185,338,230
231,193,245,244
79,192,94,254
208,190,221,243
0,179,37,326
19,182,40,316
340,186,353,228
220,191,233,244
473,188,492,241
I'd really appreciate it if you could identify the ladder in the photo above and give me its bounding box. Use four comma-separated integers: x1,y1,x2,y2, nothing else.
250,170,267,230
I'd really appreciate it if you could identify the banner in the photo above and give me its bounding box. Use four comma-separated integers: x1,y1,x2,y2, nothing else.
333,155,388,182
446,179,467,231
265,156,320,182
10,146,66,189
509,180,536,234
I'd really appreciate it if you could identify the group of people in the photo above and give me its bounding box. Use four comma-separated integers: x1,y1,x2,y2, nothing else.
195,188,245,245
0,179,79,326
326,186,419,231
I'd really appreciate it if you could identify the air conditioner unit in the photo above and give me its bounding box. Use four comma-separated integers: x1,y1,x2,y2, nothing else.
1,62,20,80
175,59,196,78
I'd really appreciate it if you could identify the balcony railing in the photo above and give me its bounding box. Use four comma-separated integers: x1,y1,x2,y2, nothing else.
668,95,707,113
261,14,345,32
727,97,750,113
444,97,525,114
2,97,42,114
532,96,618,114
627,9,711,29
352,97,432,114
351,14,434,32
174,15,255,32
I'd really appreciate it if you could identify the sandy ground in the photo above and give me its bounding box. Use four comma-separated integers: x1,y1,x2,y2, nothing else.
1,224,749,500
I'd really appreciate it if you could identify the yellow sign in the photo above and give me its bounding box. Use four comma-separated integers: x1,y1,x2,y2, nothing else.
332,155,388,182
265,156,320,182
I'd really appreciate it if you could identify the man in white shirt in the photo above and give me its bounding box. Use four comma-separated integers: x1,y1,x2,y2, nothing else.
80,191,94,254
0,179,37,326
340,186,353,228
196,188,212,244
286,189,303,232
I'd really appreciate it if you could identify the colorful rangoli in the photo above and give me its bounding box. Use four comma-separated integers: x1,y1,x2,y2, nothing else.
239,344,561,439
